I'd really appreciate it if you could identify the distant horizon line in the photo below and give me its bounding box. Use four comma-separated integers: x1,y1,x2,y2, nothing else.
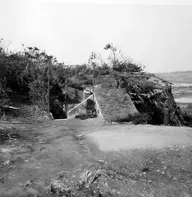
154,70,192,74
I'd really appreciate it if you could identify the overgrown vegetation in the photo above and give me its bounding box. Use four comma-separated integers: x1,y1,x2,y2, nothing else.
0,39,191,125
0,40,144,119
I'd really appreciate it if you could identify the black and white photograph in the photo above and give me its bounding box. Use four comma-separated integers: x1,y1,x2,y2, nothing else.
0,0,192,196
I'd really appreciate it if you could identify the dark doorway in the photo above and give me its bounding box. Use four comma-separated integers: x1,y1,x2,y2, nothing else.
50,98,67,119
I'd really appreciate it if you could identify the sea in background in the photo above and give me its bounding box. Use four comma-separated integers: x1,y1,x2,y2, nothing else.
175,97,192,103
172,82,192,103
172,82,192,114
155,72,192,113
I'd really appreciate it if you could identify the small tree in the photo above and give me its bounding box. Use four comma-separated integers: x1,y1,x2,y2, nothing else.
104,43,144,73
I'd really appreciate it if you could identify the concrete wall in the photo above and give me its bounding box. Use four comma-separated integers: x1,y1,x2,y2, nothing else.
67,94,104,120
67,95,93,119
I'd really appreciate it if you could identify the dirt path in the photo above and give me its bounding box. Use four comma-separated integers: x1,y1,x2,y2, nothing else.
87,124,192,151
0,119,91,197
1,119,192,197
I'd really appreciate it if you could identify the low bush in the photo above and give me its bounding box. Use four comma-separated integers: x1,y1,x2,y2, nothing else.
18,105,50,121
117,113,152,124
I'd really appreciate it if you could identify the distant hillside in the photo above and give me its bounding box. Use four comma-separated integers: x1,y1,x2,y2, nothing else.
155,71,192,84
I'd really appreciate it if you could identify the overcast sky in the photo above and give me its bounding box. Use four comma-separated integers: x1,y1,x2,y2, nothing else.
0,0,192,73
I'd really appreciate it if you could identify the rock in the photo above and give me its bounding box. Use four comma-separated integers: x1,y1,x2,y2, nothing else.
3,160,11,165
97,160,105,165
50,179,73,195
78,134,86,141
23,180,33,187
142,168,149,173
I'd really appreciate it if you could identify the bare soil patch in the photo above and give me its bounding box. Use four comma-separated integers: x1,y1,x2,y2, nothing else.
0,119,192,197
87,124,192,151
